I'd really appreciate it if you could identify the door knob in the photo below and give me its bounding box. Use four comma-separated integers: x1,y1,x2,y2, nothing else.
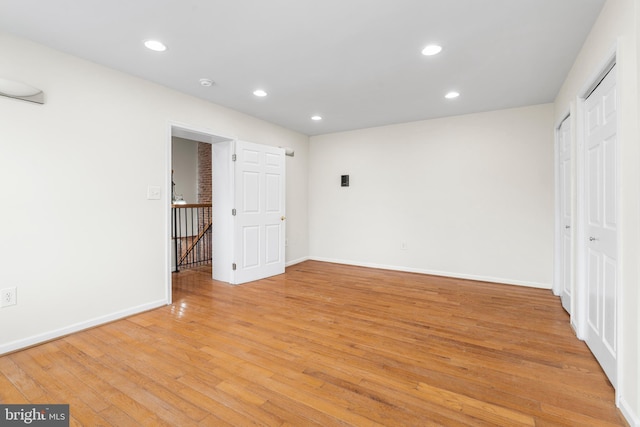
589,236,599,241
281,216,286,221
565,225,571,229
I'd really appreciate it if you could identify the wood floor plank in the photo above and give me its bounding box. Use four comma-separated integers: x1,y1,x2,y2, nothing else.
96,405,140,427
176,372,275,426
0,261,626,426
38,347,111,413
7,351,106,425
0,354,45,402
0,369,28,403
415,381,536,426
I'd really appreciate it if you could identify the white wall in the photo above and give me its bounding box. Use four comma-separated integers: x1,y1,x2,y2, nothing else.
0,32,309,354
309,104,554,288
170,137,198,204
553,0,639,423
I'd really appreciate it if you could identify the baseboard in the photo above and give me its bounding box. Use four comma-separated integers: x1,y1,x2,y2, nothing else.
309,257,551,289
0,299,168,356
619,395,640,427
286,256,310,267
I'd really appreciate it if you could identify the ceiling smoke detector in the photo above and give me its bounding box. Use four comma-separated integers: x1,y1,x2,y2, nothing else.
199,78,214,87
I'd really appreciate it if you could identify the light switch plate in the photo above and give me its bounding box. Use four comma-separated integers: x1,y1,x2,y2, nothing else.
147,186,161,200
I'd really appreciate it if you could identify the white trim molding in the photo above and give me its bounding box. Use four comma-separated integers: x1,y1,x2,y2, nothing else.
286,256,310,267
309,257,551,289
0,300,167,356
619,396,640,427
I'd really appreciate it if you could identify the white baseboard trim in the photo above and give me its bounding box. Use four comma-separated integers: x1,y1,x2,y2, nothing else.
619,395,640,427
309,257,551,289
286,256,310,267
0,299,168,356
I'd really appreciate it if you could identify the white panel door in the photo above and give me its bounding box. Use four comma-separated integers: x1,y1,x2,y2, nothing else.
232,141,285,284
558,117,572,313
583,66,617,387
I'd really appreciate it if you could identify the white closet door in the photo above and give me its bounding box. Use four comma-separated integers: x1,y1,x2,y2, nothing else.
558,116,572,314
583,66,618,387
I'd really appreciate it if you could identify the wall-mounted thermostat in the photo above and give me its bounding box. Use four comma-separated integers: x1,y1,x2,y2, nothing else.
341,175,349,187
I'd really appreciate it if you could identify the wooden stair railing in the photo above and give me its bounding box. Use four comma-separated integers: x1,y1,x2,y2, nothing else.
172,203,213,271
179,220,212,265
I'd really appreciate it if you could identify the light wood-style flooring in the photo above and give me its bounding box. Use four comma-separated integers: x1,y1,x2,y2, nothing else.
0,261,625,426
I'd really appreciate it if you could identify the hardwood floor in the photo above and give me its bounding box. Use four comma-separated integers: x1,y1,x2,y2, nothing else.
0,261,625,426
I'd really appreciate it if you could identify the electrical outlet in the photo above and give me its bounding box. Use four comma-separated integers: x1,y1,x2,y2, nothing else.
401,242,408,250
1,287,17,307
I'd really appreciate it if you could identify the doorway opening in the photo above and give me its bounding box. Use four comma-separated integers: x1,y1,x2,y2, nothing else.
167,125,233,302
171,136,212,272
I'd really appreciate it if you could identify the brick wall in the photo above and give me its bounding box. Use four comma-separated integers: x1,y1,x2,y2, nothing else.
197,142,212,204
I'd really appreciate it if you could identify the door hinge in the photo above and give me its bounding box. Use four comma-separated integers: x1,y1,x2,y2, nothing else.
232,208,236,216
232,154,237,161
232,263,237,271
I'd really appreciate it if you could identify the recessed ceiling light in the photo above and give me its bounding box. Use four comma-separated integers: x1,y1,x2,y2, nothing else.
253,89,267,97
421,44,442,56
199,78,214,87
144,40,167,52
445,91,460,99
311,115,322,121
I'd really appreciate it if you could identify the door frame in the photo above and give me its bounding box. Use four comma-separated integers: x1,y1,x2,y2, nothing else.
166,122,235,304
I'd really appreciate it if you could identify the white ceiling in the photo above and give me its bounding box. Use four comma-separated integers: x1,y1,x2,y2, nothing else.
0,0,605,136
